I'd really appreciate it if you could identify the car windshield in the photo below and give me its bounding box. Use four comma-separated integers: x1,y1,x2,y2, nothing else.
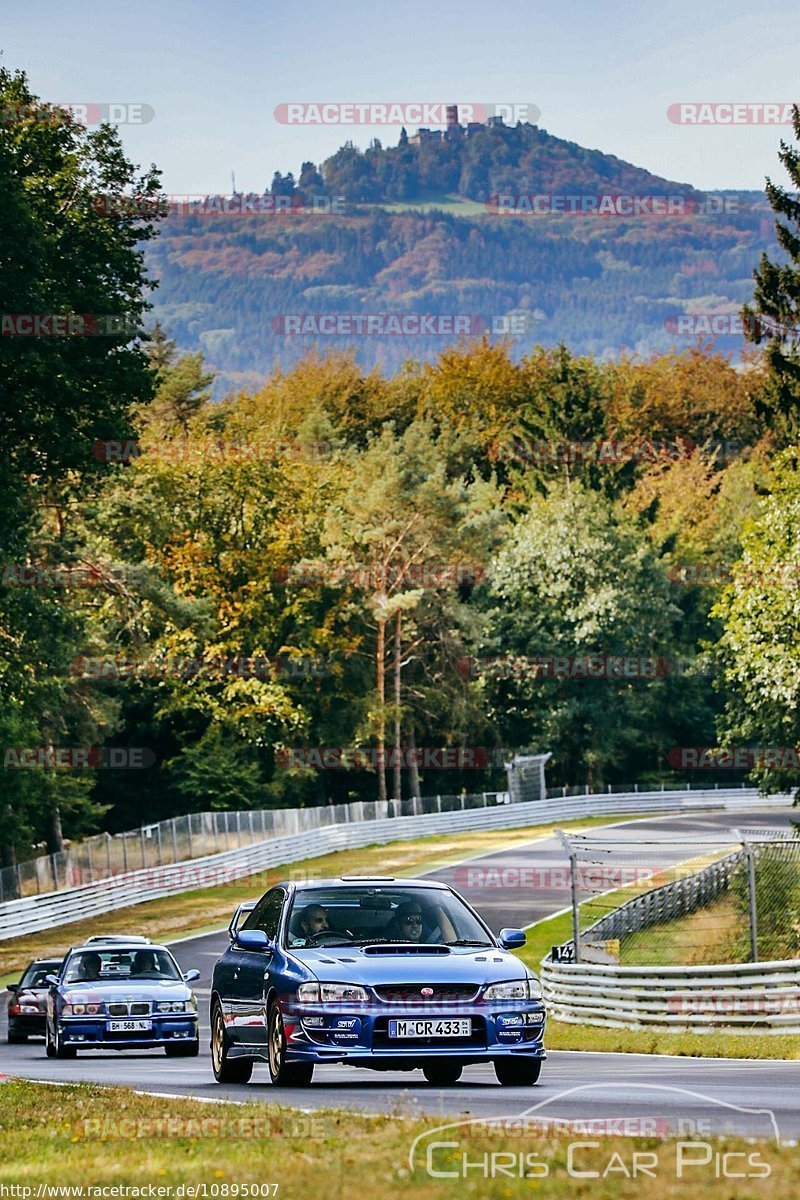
64,948,181,984
20,963,61,989
285,885,493,948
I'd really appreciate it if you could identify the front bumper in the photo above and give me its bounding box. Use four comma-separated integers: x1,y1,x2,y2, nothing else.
57,1015,198,1049
8,1013,46,1037
279,1000,546,1065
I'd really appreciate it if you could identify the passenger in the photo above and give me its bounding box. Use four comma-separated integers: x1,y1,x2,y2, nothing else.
386,901,424,942
77,951,103,981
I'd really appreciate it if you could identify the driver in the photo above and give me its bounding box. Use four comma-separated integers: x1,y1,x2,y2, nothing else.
130,950,160,977
299,904,330,938
386,901,425,943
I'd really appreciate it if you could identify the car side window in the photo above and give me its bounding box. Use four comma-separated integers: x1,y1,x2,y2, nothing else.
243,889,285,941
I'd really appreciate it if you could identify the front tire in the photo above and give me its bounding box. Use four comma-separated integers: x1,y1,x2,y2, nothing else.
210,1003,253,1083
422,1061,463,1085
267,1003,313,1086
494,1057,541,1086
52,1022,77,1060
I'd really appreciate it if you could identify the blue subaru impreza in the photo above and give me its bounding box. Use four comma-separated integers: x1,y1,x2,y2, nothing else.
210,877,545,1086
45,938,200,1057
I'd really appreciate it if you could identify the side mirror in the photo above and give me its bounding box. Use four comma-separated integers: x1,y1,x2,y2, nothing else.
6,983,18,994
499,928,526,950
183,969,200,983
45,975,60,987
236,929,271,952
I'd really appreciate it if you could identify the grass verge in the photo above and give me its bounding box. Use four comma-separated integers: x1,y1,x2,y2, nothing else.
0,813,646,983
0,1079,793,1197
518,909,800,1059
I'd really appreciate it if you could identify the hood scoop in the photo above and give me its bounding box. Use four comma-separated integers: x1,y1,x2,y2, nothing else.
362,944,450,956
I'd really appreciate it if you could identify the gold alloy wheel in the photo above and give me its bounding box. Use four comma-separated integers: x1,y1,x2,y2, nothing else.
211,1006,224,1073
268,1006,283,1078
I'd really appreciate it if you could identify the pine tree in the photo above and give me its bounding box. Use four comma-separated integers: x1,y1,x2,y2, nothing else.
743,104,800,442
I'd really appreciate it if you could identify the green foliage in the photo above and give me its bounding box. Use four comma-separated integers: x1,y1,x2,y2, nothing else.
479,483,696,785
713,449,800,794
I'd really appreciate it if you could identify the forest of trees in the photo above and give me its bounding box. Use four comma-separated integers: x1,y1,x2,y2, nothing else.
3,69,800,874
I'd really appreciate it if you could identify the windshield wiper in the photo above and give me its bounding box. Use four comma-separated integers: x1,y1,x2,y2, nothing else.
444,939,493,947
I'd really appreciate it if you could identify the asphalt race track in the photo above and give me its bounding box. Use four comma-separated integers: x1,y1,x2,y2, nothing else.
2,807,798,1140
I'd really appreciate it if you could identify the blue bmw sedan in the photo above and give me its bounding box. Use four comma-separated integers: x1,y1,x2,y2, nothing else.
210,877,545,1087
45,939,200,1057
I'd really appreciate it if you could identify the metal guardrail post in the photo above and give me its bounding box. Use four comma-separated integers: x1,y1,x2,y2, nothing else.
171,818,178,863
556,829,580,964
735,829,759,963
140,827,147,868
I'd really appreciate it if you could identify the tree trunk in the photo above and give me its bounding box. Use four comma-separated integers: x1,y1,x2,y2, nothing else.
392,609,402,802
45,805,64,856
376,617,387,805
408,724,422,801
0,816,18,901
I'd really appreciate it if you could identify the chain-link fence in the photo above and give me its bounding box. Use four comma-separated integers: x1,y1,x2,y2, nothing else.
0,790,516,904
552,823,800,966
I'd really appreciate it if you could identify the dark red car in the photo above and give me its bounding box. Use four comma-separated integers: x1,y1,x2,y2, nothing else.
7,959,64,1043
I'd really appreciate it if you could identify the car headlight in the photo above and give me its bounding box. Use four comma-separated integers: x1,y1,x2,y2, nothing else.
70,1003,86,1015
484,977,542,1001
85,1003,102,1015
297,982,368,1003
157,1001,190,1013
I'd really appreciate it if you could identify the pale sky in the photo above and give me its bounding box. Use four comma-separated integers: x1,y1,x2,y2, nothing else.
2,0,797,194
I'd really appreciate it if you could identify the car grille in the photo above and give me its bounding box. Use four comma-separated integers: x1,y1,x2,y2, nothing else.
373,983,480,1004
107,1002,151,1016
371,1016,486,1049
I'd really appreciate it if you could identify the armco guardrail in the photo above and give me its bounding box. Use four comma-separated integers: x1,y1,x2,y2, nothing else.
540,957,800,1034
577,848,746,944
0,787,788,941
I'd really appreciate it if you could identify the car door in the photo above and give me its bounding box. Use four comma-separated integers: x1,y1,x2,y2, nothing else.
229,889,285,1046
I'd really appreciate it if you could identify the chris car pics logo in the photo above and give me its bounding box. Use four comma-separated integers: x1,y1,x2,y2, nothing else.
409,1085,781,1181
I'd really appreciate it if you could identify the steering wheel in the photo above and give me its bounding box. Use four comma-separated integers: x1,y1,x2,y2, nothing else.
303,930,354,946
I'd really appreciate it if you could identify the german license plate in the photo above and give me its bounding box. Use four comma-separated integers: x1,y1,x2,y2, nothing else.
107,1019,152,1032
388,1018,470,1038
